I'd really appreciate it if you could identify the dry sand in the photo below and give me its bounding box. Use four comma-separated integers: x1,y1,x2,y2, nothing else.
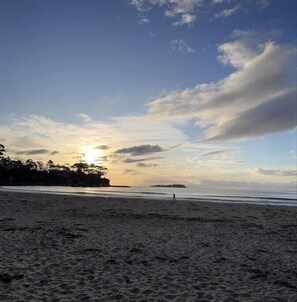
0,191,296,301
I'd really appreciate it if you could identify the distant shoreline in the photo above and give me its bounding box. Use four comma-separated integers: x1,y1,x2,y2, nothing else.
151,184,186,188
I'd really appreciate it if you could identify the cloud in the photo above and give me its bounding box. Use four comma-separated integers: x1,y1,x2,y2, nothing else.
216,29,276,67
130,0,201,26
116,144,164,156
148,30,297,141
0,114,186,172
95,145,109,150
124,157,163,163
15,149,51,155
96,155,108,162
171,40,195,54
188,148,244,166
200,178,295,190
78,113,92,123
50,151,59,156
139,16,150,24
205,88,296,141
254,167,297,177
137,163,158,168
130,0,151,24
258,0,269,9
123,169,136,174
130,0,269,26
202,150,231,156
173,14,196,26
215,5,240,18
130,0,148,13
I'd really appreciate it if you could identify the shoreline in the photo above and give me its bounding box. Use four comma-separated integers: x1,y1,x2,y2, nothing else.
1,191,297,301
1,190,297,212
0,186,296,207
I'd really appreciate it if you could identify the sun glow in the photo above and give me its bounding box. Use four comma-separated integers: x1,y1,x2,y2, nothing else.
84,148,102,165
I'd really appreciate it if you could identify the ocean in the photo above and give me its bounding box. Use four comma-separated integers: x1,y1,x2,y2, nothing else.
0,185,296,206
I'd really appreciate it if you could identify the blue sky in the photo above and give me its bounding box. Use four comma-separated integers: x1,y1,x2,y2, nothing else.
0,0,296,188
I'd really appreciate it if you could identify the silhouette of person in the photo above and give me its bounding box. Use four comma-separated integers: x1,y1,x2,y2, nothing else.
173,193,176,202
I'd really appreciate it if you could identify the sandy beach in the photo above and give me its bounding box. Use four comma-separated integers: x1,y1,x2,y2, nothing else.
0,191,296,301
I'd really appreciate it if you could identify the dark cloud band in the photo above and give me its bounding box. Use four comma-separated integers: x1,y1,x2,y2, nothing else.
116,144,163,156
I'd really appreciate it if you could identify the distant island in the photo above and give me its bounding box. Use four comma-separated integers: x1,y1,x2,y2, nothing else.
151,184,186,188
110,185,130,188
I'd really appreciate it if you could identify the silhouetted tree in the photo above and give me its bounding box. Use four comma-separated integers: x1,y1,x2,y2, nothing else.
71,162,89,174
0,147,110,187
71,162,107,177
0,144,5,156
36,161,45,171
46,160,54,171
25,159,38,170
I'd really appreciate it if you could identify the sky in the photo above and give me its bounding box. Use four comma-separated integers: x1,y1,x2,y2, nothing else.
0,0,296,189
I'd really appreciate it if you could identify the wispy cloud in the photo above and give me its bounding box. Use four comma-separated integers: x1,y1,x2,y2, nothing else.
172,14,196,26
50,151,59,156
130,0,201,26
130,0,269,26
78,113,93,123
139,16,149,24
15,149,53,156
215,5,240,18
137,163,158,168
171,40,195,54
254,167,297,177
200,178,295,190
148,30,297,141
258,0,269,9
123,156,163,163
123,169,136,174
202,150,231,156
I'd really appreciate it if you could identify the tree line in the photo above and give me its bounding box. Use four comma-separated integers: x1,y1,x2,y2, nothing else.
0,144,110,187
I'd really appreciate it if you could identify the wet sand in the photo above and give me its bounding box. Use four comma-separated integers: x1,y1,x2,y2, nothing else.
0,191,296,301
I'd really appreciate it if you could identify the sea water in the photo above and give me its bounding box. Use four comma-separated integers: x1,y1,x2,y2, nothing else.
0,185,296,206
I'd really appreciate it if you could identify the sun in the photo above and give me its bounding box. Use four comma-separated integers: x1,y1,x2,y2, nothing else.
84,148,102,165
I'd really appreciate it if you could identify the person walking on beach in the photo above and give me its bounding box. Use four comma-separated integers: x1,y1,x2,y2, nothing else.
172,193,176,202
